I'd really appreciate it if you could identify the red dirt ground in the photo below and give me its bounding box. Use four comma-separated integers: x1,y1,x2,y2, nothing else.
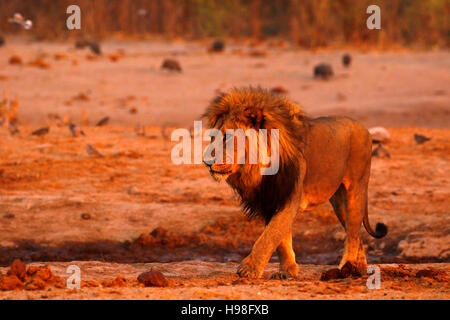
0,40,449,299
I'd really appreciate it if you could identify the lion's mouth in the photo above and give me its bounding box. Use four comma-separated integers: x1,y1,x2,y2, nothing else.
210,169,232,175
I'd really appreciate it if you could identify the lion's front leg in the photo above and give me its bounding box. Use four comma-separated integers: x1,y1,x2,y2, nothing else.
237,195,301,279
269,230,299,279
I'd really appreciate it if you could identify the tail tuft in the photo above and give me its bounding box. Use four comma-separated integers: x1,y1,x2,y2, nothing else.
374,223,388,239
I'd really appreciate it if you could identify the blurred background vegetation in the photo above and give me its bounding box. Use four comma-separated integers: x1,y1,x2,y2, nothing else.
0,0,448,48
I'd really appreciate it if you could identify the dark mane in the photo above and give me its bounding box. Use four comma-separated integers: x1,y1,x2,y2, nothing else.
204,87,307,224
235,156,300,224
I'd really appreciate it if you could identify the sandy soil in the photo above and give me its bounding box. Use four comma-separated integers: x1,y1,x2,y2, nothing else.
0,39,449,299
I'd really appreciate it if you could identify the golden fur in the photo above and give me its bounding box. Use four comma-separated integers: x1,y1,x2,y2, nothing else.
203,87,387,279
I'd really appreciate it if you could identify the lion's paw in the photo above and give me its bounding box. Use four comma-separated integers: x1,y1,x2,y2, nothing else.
269,272,289,280
237,258,263,279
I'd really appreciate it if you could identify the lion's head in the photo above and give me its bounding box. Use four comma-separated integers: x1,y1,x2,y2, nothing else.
202,87,307,222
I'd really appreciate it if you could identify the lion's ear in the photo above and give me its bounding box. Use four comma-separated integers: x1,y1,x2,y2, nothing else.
244,107,263,128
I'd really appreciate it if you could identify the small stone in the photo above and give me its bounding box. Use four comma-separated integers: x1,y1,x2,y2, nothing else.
137,270,169,287
314,64,334,80
209,40,225,53
80,213,91,220
7,259,27,281
342,53,352,67
161,59,182,72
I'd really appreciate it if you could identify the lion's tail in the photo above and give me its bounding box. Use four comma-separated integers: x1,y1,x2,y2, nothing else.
363,210,388,239
363,199,388,239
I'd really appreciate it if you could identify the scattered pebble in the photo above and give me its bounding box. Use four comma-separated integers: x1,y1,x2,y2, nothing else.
80,213,91,220
9,55,22,65
0,259,64,291
270,86,289,95
28,58,50,69
209,40,225,53
3,213,15,219
161,59,182,72
342,53,352,67
248,50,267,58
72,92,90,102
54,53,67,61
314,63,334,80
108,54,121,62
137,269,169,287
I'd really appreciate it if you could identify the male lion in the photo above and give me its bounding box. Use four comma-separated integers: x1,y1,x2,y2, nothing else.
202,87,387,279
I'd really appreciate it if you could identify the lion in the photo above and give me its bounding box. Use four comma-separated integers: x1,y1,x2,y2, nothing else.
202,87,387,279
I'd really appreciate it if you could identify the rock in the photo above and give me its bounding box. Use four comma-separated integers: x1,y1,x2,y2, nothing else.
209,40,225,53
161,59,182,72
270,86,289,95
3,212,15,219
0,275,24,291
369,127,390,143
80,213,91,220
102,276,127,287
28,58,50,69
9,55,22,65
313,63,333,80
7,259,27,281
138,270,169,287
248,50,267,58
342,53,352,67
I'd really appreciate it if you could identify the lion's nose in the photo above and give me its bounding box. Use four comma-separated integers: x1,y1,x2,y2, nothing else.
203,157,215,167
203,147,216,166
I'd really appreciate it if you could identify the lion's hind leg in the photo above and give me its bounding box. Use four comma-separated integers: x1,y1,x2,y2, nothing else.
270,230,299,280
330,184,347,229
339,182,368,274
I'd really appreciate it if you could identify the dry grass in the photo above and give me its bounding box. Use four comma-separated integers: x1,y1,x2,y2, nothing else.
0,0,448,48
